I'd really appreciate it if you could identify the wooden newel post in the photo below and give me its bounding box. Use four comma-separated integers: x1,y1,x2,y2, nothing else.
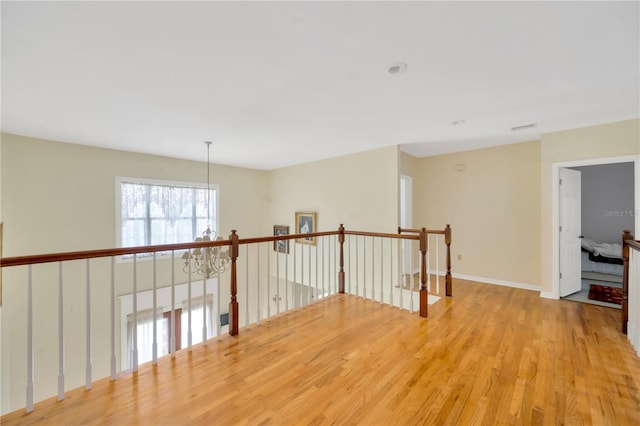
622,229,633,335
419,227,428,318
229,230,240,336
338,224,345,293
445,224,452,297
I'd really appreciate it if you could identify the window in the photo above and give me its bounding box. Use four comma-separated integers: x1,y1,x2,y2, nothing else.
116,177,217,249
125,296,216,369
119,282,222,370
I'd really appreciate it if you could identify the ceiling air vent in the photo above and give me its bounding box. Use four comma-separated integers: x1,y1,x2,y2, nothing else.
511,123,537,131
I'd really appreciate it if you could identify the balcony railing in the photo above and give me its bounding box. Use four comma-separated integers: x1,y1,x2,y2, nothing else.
0,224,452,415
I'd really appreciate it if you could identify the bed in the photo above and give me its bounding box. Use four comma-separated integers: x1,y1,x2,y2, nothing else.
580,238,624,276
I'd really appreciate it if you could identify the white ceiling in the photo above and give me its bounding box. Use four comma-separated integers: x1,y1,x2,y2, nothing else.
2,1,638,170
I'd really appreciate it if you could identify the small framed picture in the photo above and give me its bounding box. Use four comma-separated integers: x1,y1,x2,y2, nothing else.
295,212,317,245
273,225,290,254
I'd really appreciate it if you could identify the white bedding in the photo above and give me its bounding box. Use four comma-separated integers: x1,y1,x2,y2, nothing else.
580,238,622,259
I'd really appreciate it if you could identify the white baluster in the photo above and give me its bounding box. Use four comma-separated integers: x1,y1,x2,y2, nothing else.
380,238,384,303
187,255,192,349
58,262,65,400
337,234,340,295
171,251,176,356
216,259,221,336
153,253,158,364
245,245,250,328
355,236,359,296
257,243,261,324
276,242,280,316
86,259,92,388
202,254,207,343
363,236,367,299
389,239,393,307
409,239,414,314
267,241,271,318
371,237,375,302
427,236,431,294
300,244,304,308
110,257,116,380
308,242,312,304
436,235,440,294
132,255,138,372
285,243,289,314
320,236,324,299
26,265,34,413
289,242,293,312
398,239,403,310
348,235,351,294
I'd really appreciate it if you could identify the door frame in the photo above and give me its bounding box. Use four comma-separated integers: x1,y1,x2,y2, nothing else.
400,174,413,275
551,154,639,299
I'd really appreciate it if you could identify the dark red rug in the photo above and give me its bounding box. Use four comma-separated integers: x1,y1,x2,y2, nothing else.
588,284,623,305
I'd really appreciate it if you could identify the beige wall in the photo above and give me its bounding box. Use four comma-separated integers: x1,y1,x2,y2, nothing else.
399,150,420,226
415,141,542,287
269,145,399,233
0,136,4,413
2,118,638,413
0,135,401,414
1,134,270,256
0,133,270,414
540,119,640,293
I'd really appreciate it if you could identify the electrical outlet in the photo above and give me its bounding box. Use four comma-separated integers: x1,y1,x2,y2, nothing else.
457,254,462,261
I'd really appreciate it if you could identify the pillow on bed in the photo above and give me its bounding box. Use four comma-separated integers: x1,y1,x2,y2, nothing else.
581,238,597,252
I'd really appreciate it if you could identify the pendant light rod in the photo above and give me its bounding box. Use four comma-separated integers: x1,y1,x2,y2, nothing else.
205,141,212,229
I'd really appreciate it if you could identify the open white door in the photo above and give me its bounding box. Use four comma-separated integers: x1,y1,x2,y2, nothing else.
559,168,582,297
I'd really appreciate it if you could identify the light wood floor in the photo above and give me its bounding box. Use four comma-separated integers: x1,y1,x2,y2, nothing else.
3,279,640,425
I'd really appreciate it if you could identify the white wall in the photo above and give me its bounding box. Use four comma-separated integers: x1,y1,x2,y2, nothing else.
572,162,635,243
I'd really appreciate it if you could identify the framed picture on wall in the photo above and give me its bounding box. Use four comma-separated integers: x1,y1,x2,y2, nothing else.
295,212,317,245
273,225,290,254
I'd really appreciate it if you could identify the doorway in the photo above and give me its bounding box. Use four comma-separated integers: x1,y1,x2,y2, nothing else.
400,175,413,280
553,155,639,304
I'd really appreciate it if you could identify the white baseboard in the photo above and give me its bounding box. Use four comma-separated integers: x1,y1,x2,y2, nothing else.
539,291,557,300
427,269,551,296
450,272,541,292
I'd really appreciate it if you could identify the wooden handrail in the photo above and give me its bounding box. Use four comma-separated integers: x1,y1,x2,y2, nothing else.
346,230,419,240
239,230,340,245
1,224,453,338
625,239,640,252
398,227,446,235
0,229,422,268
0,240,232,268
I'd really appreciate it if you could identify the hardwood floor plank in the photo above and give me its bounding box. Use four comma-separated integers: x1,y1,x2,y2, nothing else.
2,279,640,425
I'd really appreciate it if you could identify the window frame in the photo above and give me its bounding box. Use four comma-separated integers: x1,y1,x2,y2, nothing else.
115,176,219,260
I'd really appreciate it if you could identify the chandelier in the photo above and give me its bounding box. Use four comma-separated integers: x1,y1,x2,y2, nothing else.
182,141,231,279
